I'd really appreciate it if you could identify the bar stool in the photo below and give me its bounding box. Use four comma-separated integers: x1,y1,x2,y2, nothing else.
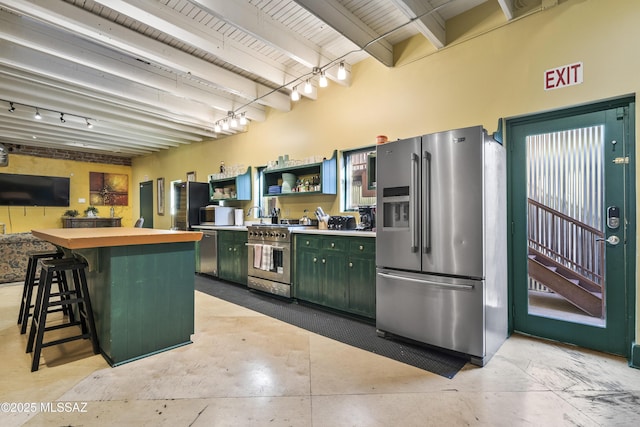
17,250,70,335
26,257,100,372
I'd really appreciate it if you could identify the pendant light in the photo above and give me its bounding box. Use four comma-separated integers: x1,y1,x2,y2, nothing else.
304,79,313,94
337,62,346,80
291,86,300,101
319,72,328,88
34,108,42,119
239,113,248,126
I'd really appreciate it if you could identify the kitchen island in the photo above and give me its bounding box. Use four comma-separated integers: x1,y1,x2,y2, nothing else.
31,227,203,366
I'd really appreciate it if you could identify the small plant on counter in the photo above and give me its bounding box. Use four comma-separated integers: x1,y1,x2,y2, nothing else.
63,209,79,217
84,206,99,217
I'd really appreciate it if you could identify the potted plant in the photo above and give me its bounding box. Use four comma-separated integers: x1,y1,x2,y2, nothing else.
63,209,79,217
84,206,99,217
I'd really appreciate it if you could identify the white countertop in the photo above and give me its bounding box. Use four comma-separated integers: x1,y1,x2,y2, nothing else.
191,224,375,237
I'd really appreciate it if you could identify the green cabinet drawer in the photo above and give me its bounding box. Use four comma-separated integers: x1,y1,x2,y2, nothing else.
323,237,349,252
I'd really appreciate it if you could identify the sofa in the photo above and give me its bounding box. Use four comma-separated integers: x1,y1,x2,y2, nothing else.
0,233,57,284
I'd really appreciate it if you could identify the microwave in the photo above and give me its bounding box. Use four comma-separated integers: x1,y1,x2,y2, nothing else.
199,206,216,225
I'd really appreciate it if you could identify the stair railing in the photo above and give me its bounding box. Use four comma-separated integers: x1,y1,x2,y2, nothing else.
528,198,605,285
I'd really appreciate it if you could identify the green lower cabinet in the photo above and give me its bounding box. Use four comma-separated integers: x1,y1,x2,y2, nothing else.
294,234,376,318
218,230,248,285
346,239,376,317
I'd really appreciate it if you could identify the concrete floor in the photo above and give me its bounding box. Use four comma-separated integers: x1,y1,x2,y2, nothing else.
1,281,639,427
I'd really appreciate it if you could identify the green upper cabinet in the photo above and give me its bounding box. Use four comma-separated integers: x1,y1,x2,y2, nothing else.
209,167,252,202
262,151,337,196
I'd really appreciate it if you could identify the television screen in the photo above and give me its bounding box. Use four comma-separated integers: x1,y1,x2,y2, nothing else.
0,173,70,206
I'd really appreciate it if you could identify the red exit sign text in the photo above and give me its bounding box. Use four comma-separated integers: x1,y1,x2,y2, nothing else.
544,62,583,91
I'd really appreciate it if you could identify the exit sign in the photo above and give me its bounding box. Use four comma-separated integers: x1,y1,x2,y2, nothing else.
544,62,583,91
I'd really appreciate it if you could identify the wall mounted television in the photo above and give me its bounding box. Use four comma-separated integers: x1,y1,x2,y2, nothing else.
0,173,70,206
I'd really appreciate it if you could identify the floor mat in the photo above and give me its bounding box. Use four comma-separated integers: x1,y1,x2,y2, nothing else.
195,275,467,379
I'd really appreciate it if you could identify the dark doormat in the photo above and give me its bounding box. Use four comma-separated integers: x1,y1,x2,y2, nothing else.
195,275,467,379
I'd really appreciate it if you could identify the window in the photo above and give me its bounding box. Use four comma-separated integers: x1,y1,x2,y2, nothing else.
343,147,376,211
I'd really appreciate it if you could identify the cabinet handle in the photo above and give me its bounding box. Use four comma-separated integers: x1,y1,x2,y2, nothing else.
331,242,335,248
313,257,317,263
228,247,232,251
306,240,310,245
359,245,364,251
349,262,353,268
233,248,237,252
322,258,326,264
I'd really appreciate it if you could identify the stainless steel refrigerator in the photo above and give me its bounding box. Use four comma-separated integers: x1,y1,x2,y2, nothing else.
375,125,507,366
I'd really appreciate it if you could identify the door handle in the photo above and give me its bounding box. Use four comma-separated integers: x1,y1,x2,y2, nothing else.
596,235,620,245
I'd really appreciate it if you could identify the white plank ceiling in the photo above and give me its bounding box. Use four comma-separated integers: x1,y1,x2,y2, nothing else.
0,0,538,157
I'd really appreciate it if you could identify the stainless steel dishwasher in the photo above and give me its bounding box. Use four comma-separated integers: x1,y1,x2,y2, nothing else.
199,230,218,277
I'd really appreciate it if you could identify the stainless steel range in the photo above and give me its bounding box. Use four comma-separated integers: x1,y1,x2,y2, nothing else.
247,224,299,297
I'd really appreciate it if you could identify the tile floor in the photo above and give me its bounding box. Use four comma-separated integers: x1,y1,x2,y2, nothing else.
1,281,639,427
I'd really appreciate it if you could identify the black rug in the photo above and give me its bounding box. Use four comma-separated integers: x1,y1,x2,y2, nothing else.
195,275,467,379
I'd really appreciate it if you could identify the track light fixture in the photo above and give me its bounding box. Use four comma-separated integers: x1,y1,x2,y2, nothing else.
337,62,347,80
319,71,328,88
304,79,313,94
239,113,248,126
291,85,300,101
222,119,229,131
2,99,95,129
214,122,222,133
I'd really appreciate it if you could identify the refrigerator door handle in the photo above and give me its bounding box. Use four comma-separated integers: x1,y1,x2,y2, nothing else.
410,152,419,252
422,151,431,253
377,272,475,290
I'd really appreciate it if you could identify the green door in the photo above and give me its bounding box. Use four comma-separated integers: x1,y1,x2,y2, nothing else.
508,98,635,356
139,181,153,228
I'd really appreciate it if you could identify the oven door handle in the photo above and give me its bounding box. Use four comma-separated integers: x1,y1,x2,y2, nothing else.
245,243,289,251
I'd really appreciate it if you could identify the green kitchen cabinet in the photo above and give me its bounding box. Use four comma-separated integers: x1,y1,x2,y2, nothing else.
294,233,376,318
295,236,322,302
346,239,376,317
218,230,248,285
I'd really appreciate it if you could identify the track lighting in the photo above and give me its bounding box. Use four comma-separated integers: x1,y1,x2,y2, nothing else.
222,119,229,131
291,85,300,101
304,79,313,94
230,115,238,128
239,113,248,126
319,72,328,88
214,122,222,133
3,100,95,130
337,62,346,80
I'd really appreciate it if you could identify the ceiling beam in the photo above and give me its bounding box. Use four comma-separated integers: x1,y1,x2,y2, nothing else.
91,0,300,88
189,0,351,87
0,1,291,113
292,0,394,67
497,0,515,20
389,0,446,49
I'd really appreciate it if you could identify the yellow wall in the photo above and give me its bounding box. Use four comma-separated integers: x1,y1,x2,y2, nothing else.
131,0,640,339
0,154,133,233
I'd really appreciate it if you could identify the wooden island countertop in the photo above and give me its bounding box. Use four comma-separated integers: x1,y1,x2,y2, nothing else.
32,227,202,250
31,227,203,367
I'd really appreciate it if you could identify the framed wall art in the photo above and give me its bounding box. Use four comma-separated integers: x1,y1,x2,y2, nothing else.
157,177,165,215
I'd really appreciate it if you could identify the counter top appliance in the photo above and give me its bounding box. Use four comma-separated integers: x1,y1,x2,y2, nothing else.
327,215,356,230
375,125,507,366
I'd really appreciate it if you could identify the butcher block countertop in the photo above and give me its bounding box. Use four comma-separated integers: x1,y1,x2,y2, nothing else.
32,227,203,250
